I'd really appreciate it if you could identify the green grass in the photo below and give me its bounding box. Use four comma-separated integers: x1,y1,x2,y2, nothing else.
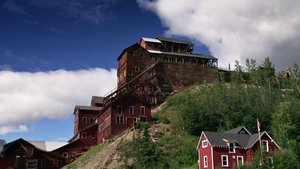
181,163,198,169
63,142,109,169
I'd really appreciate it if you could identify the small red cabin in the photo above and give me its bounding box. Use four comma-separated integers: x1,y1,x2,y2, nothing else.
97,94,151,144
196,126,280,169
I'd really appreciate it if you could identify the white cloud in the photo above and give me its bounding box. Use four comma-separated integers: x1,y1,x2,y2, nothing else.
0,68,117,135
138,0,300,69
0,124,29,135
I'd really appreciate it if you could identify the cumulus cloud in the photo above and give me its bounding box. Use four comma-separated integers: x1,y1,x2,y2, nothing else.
138,0,300,69
0,68,117,135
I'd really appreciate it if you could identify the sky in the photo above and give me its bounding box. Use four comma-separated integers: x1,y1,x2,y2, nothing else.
1,0,299,143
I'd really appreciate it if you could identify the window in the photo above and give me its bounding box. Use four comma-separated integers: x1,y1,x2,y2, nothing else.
239,131,245,135
129,106,134,115
62,152,68,158
117,105,122,114
135,66,140,72
140,106,145,115
204,156,208,168
262,140,269,152
221,155,229,167
267,157,274,168
237,156,244,167
89,117,94,123
202,140,208,148
72,152,77,157
82,117,87,124
82,132,87,139
116,115,124,124
229,143,235,153
129,70,133,76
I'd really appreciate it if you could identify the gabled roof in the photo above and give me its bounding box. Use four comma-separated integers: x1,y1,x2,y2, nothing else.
197,128,280,150
224,126,251,135
3,138,64,159
29,141,67,151
73,105,102,114
203,131,258,148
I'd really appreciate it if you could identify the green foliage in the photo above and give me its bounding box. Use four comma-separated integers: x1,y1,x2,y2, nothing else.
117,125,166,169
273,149,300,169
166,83,279,135
271,97,300,158
151,113,170,124
117,124,198,169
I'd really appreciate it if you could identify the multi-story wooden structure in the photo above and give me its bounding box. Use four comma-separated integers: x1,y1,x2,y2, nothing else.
52,104,102,163
116,37,218,106
97,94,151,144
196,127,280,169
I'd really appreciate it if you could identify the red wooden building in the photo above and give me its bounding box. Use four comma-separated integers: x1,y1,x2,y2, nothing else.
1,138,65,169
116,37,219,106
196,127,280,169
51,105,101,163
97,94,151,144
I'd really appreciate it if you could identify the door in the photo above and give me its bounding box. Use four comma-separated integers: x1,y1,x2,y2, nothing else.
237,156,244,167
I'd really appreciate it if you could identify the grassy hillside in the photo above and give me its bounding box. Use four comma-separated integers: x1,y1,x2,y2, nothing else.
65,78,300,169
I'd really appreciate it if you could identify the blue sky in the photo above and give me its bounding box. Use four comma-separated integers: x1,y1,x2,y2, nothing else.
0,0,209,143
1,0,299,143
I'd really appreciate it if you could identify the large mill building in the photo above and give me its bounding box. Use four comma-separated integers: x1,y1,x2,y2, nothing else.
104,36,219,107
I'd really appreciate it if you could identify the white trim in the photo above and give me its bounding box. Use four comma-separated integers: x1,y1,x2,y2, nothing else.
129,106,134,115
140,106,145,115
211,146,214,169
248,131,281,149
221,155,229,167
203,156,208,168
262,140,269,152
196,132,212,150
117,105,122,114
202,140,208,148
241,126,252,135
228,142,235,153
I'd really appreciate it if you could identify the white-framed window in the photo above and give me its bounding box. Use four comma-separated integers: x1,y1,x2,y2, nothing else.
82,117,87,124
221,155,229,167
82,132,87,139
129,106,134,115
262,140,269,152
267,156,273,167
229,143,235,153
140,106,145,115
117,105,122,114
204,156,208,168
202,140,208,148
116,115,124,124
237,156,244,167
62,152,68,158
89,117,94,123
